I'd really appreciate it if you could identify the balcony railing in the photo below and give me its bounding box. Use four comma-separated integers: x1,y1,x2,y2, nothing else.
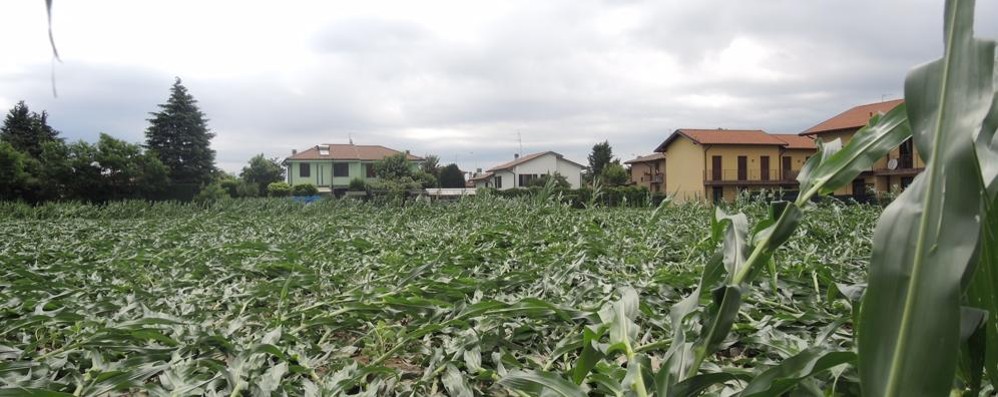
878,155,915,170
704,168,798,184
652,174,664,183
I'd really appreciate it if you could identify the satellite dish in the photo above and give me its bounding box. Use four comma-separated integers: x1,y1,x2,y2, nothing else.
888,158,898,170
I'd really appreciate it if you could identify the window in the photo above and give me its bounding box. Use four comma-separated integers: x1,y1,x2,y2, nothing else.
518,174,539,187
333,163,349,177
299,163,310,177
495,175,502,189
365,164,376,178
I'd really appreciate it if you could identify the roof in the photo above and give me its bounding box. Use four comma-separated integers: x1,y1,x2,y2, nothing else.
286,144,424,162
624,153,665,164
468,172,494,182
654,129,787,152
801,99,904,135
771,134,817,150
485,151,585,172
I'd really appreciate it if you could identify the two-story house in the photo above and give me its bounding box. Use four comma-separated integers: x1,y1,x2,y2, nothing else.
283,143,423,193
624,153,665,193
652,129,816,203
470,151,584,190
800,99,923,199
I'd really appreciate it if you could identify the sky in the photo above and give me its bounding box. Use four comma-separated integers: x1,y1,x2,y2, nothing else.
1,1,997,174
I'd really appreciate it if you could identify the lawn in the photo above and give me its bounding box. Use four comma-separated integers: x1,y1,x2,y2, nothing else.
0,197,878,396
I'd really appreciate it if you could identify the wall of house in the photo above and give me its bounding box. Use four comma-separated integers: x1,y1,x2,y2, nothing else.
493,170,516,190
703,145,783,182
663,136,706,203
555,160,584,188
815,130,924,197
628,160,665,192
780,149,815,180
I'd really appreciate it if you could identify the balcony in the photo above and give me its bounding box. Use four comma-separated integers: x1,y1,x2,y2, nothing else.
704,169,800,186
874,155,922,175
651,173,664,184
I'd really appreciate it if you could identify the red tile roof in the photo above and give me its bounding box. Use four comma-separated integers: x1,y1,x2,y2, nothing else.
801,99,904,136
771,134,817,150
286,144,424,161
486,151,585,172
655,129,786,152
468,172,494,182
624,153,665,164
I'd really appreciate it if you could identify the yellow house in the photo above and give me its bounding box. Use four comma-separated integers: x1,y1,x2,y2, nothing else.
801,99,924,199
652,129,816,203
624,153,665,193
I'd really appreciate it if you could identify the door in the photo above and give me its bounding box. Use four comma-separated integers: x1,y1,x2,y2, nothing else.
712,187,723,203
760,156,770,181
852,179,867,200
737,156,747,181
782,156,792,180
711,156,722,181
899,139,914,169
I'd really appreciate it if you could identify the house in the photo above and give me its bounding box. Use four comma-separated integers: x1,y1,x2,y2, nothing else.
283,143,423,193
624,153,665,193
471,151,585,190
652,129,816,203
800,99,922,199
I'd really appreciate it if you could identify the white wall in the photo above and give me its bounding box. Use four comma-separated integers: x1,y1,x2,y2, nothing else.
555,160,584,188
510,153,584,189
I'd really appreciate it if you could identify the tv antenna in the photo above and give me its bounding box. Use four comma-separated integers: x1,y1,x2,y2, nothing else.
517,130,523,156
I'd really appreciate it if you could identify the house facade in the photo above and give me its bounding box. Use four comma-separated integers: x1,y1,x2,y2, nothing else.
653,129,816,203
624,153,665,193
283,143,423,192
471,151,584,190
801,99,923,199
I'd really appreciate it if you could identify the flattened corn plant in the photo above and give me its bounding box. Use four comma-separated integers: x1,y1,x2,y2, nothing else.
1,1,995,396
1,192,878,396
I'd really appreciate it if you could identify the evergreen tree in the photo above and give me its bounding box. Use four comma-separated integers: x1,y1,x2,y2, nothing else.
587,141,613,182
438,163,466,188
0,101,61,158
145,78,216,186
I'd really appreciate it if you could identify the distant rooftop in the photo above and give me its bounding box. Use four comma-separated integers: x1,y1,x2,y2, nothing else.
801,99,904,136
286,143,424,161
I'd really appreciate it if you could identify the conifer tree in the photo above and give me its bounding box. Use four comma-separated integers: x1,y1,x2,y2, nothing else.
0,101,61,158
145,78,216,185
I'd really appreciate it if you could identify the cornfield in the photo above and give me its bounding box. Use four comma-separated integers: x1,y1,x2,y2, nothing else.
0,198,879,396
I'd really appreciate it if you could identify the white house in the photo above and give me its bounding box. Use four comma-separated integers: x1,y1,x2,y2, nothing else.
470,151,585,190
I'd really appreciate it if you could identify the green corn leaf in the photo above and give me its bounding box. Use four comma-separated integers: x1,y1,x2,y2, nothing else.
441,364,473,397
738,348,855,397
667,372,747,397
498,370,587,397
857,1,997,395
800,105,912,198
966,194,998,385
0,389,74,397
956,307,987,395
571,326,605,385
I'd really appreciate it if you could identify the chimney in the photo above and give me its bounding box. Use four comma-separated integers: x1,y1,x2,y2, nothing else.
292,149,297,155
405,150,410,155
514,153,520,159
476,168,482,173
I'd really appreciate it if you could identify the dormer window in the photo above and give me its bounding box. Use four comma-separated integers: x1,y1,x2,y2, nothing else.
318,145,330,156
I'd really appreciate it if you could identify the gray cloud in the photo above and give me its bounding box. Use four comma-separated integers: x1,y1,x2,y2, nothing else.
2,0,996,173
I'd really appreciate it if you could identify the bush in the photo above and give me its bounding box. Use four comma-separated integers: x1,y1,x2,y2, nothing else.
267,182,292,197
349,178,368,191
193,183,229,204
292,183,318,196
412,171,438,189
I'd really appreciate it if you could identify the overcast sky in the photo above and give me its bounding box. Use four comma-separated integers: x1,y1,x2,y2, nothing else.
1,1,996,173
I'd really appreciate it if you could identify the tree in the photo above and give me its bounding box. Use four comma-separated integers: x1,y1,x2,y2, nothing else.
69,134,169,201
527,172,570,189
374,153,413,180
600,162,629,187
438,164,466,188
0,101,61,158
587,141,613,182
0,142,28,200
240,154,284,196
421,154,440,176
145,78,216,186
